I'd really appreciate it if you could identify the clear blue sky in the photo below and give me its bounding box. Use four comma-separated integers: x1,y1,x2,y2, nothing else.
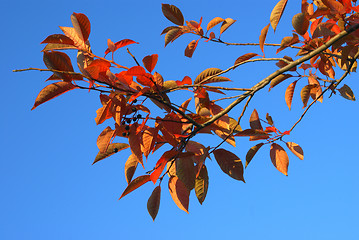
2,0,359,239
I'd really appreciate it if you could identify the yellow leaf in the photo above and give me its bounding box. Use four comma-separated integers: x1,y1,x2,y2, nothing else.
207,17,225,31
220,18,236,35
270,0,288,32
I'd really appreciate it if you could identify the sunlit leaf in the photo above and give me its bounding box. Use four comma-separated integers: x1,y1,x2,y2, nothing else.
142,128,157,159
259,24,270,54
59,26,88,50
147,186,161,221
71,12,91,42
31,82,76,110
249,109,263,130
301,84,314,108
270,0,288,32
213,148,245,182
338,84,356,101
142,54,158,73
95,98,112,125
125,154,139,184
162,4,184,26
195,165,209,205
164,28,183,46
161,26,180,35
308,76,323,103
220,18,236,36
234,53,259,68
286,142,304,160
176,76,192,86
285,80,298,110
185,39,199,58
206,17,225,31
194,68,223,84
104,39,138,57
93,143,129,164
246,143,264,168
150,150,178,184
269,74,292,91
119,175,151,199
229,117,242,133
270,143,289,176
41,43,77,52
41,34,75,45
97,126,115,153
168,176,190,213
292,13,309,35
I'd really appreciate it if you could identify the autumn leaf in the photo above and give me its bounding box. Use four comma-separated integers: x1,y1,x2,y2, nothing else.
292,13,309,35
213,148,245,182
234,53,259,67
176,76,192,86
119,175,151,199
162,4,184,26
286,142,304,160
301,84,315,108
142,54,158,73
176,155,196,190
168,176,190,213
338,84,356,101
142,128,157,159
195,165,209,205
164,28,183,46
104,39,138,57
185,39,199,58
285,80,298,110
249,109,263,130
220,18,236,36
259,24,270,55
246,143,264,168
43,51,74,82
31,82,77,110
125,154,139,183
150,150,178,184
97,126,115,153
270,0,288,32
71,12,91,42
128,123,143,165
95,98,112,125
41,34,75,46
207,17,225,31
270,143,289,176
308,76,323,103
147,186,161,221
59,26,88,51
93,143,129,164
195,68,230,84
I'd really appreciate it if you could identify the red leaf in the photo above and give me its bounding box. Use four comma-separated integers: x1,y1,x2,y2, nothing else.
142,54,158,73
126,66,146,76
150,150,178,184
43,51,74,82
128,123,143,165
176,76,192,86
119,175,151,199
184,39,199,58
31,82,76,110
41,34,75,45
104,39,138,57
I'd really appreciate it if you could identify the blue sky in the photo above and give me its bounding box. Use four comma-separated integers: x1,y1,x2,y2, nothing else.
1,0,359,239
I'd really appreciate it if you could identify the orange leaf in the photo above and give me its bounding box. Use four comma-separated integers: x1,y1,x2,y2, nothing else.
270,143,289,176
43,51,74,82
97,126,115,153
142,54,158,73
213,149,245,182
220,18,236,36
184,39,199,58
95,98,112,125
259,24,270,54
31,82,76,110
162,4,184,26
41,34,75,45
206,17,225,31
245,143,264,168
270,0,288,32
234,53,259,67
150,150,178,184
71,12,91,42
147,186,161,221
59,26,88,51
168,176,190,213
249,109,263,130
119,175,151,199
126,66,146,76
308,76,323,103
141,128,157,159
93,143,129,165
164,28,183,47
269,74,292,90
285,80,298,110
301,84,314,108
104,39,138,57
176,76,192,86
125,154,139,183
292,13,309,35
286,142,304,160
194,68,223,84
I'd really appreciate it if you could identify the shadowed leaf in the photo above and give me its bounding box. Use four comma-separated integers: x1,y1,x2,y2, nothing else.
176,155,196,190
142,54,158,73
246,143,264,168
195,165,209,204
185,39,199,58
270,74,292,90
338,84,355,101
249,109,263,130
164,28,183,46
162,4,184,26
292,12,309,35
147,186,161,221
286,142,304,160
213,148,245,182
43,51,74,82
125,154,139,183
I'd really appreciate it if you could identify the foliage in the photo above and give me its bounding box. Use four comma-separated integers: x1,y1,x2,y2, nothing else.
17,0,359,220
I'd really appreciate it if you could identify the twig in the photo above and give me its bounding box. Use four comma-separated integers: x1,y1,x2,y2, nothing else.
127,48,140,66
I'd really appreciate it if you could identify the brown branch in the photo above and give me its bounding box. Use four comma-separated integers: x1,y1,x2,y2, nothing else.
162,84,251,94
127,48,140,66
